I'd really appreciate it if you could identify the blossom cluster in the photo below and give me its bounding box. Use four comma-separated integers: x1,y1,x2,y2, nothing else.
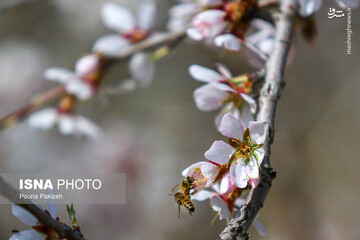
180,62,267,228
168,0,275,68
28,1,159,139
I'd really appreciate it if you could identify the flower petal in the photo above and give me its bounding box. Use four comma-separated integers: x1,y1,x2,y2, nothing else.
92,34,130,56
249,178,260,189
75,54,99,78
192,10,227,38
57,114,76,135
216,63,232,79
191,190,216,201
240,93,256,114
239,104,254,129
200,161,219,179
129,52,154,87
193,84,228,111
186,28,204,41
219,113,245,139
214,34,241,51
254,148,265,165
137,0,157,31
212,82,235,92
189,65,224,82
182,161,205,177
66,80,93,100
220,175,236,195
234,197,246,208
44,68,74,84
46,188,58,219
248,121,266,144
10,230,45,240
101,2,136,33
12,204,39,226
210,195,231,220
168,3,201,19
215,103,240,130
199,0,223,6
298,0,323,17
28,108,57,130
204,140,235,164
253,219,266,236
74,116,103,139
335,0,359,8
245,160,260,179
230,162,249,188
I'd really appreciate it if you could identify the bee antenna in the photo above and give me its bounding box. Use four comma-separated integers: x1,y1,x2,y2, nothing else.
168,194,174,196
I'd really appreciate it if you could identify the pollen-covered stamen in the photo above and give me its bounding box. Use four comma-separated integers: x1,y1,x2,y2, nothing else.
228,74,252,94
228,128,263,165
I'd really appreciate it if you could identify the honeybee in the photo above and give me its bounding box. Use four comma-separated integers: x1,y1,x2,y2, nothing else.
171,176,196,217
171,176,195,195
173,192,195,217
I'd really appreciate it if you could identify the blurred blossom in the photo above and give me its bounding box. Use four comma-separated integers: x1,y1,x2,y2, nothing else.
214,33,241,51
189,64,256,128
186,10,228,41
129,52,155,87
45,54,103,100
243,19,275,69
167,0,223,31
93,1,158,87
203,113,266,188
28,108,102,139
93,0,157,55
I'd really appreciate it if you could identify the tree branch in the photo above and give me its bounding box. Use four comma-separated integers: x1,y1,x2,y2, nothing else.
0,176,85,240
0,30,186,131
218,0,297,239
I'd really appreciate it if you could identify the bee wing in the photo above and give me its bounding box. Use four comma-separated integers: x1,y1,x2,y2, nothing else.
171,184,181,193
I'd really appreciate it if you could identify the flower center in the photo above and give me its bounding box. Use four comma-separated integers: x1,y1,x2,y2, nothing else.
227,129,262,165
122,29,148,43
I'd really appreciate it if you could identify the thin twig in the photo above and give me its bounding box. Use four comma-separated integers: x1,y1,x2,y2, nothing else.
218,0,297,239
0,30,186,131
0,176,85,240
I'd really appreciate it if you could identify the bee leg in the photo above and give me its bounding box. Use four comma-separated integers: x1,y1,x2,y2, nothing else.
178,204,181,218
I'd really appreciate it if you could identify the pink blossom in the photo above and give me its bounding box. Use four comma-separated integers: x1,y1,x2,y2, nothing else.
189,64,256,128
167,0,224,31
214,33,241,51
186,10,228,40
204,113,266,188
243,19,275,68
93,1,157,55
93,1,157,86
45,54,101,100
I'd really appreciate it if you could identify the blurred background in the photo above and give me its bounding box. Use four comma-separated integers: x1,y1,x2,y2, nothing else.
0,0,359,239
